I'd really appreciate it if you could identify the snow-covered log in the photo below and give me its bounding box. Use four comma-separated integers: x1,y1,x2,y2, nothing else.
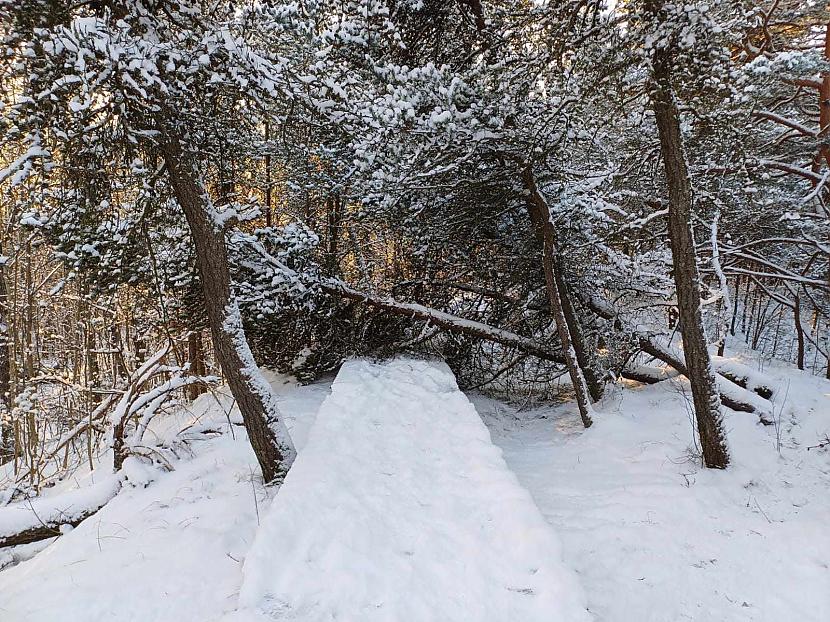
585,296,772,418
0,476,122,549
620,365,681,384
320,280,567,363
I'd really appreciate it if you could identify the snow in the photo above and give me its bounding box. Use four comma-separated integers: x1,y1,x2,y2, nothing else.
473,357,830,622
1,355,827,622
230,358,588,622
0,376,330,622
0,475,122,544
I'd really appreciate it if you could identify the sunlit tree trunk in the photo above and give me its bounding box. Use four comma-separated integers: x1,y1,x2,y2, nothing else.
0,245,11,461
160,130,295,483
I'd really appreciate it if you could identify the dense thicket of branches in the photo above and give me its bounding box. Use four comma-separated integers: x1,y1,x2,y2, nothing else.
0,0,827,492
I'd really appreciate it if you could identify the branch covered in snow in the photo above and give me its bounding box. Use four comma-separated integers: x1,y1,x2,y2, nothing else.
0,476,122,549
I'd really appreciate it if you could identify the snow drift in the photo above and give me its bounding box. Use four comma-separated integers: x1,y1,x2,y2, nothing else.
229,358,589,622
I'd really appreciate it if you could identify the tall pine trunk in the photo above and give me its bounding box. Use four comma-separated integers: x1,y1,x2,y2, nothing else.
651,41,729,469
522,166,594,427
160,132,296,483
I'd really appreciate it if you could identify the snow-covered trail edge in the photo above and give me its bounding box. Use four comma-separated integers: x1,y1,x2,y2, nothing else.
227,358,590,622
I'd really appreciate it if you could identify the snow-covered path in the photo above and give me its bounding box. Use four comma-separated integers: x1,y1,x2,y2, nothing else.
475,361,830,622
228,359,589,622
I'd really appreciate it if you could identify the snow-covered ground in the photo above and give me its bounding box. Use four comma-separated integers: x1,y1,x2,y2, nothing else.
474,354,830,622
1,353,828,622
228,359,588,622
0,374,331,622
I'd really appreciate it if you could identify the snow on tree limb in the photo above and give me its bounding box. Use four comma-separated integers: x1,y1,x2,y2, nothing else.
319,279,566,364
0,476,122,549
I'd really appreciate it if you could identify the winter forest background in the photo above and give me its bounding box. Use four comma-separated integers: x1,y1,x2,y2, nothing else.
0,1,829,620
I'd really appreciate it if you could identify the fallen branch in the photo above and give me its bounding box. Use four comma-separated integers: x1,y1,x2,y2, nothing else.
585,296,772,419
0,476,122,549
807,436,830,451
620,365,680,384
320,280,565,364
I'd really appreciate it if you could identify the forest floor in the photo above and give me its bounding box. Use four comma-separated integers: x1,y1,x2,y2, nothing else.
473,347,830,622
0,350,828,621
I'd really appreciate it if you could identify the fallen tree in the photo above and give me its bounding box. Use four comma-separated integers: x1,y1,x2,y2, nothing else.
0,476,122,549
319,280,566,364
585,296,773,420
320,280,770,417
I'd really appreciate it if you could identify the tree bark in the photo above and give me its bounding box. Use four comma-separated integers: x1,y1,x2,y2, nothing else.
554,255,604,401
651,39,729,468
815,22,830,171
521,166,594,427
187,330,207,401
794,294,806,370
0,246,11,462
160,131,295,483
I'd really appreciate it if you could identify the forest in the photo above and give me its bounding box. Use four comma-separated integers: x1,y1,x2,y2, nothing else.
0,1,828,621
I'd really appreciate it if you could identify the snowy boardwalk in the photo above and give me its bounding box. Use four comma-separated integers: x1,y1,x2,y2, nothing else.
232,359,588,622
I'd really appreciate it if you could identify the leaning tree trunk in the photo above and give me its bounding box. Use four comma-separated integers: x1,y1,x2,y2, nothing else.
554,255,604,401
521,166,594,428
160,131,296,483
651,41,729,468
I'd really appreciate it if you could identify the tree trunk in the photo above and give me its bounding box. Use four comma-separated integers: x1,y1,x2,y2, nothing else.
651,39,729,468
521,166,594,427
160,131,295,483
794,294,806,370
187,330,207,401
554,255,604,401
0,247,11,462
729,275,740,337
326,192,343,275
815,22,830,171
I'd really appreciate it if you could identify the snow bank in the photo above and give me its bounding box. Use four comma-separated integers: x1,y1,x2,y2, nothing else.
0,377,331,622
231,358,589,622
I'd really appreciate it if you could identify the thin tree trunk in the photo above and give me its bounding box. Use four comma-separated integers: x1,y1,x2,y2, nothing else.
729,275,740,337
326,192,343,275
187,330,207,401
264,120,273,228
521,166,593,427
0,246,11,462
794,294,806,370
160,131,295,483
554,256,604,401
650,36,729,468
826,321,830,379
814,22,830,172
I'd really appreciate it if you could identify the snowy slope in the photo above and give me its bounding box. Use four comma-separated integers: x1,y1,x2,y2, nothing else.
229,359,589,622
475,355,830,622
0,376,331,622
